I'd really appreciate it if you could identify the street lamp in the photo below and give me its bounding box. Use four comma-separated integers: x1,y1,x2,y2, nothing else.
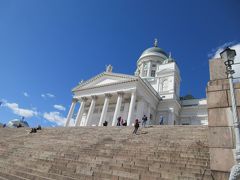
220,47,240,180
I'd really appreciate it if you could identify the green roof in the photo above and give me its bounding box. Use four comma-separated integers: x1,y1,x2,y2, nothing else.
141,47,168,57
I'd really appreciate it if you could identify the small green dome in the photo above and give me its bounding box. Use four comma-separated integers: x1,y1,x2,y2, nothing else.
7,119,29,128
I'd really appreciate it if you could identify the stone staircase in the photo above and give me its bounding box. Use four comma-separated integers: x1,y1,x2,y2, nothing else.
0,126,212,180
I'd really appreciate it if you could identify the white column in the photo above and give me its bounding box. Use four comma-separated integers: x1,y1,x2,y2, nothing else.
136,98,144,121
141,63,144,76
112,92,124,126
99,94,111,126
147,61,152,77
168,108,174,125
123,102,130,120
127,90,136,126
85,96,97,126
75,97,87,126
65,98,77,127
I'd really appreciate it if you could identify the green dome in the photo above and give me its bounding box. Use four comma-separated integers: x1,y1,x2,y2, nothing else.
7,119,29,128
141,47,168,57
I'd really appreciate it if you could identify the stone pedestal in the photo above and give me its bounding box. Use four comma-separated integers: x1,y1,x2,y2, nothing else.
207,58,240,179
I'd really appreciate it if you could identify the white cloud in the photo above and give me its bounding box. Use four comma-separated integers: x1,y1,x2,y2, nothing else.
208,42,235,58
4,102,38,118
41,93,55,99
43,111,71,126
31,107,37,111
53,104,66,111
23,92,29,97
212,43,240,80
46,93,55,98
212,43,240,61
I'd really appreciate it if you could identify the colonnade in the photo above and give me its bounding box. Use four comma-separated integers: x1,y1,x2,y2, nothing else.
65,90,137,127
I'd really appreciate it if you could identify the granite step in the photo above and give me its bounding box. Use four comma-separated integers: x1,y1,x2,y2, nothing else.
0,126,211,179
0,160,77,180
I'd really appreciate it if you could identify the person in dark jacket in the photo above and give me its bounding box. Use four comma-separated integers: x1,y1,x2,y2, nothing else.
142,115,147,128
117,116,121,126
133,119,140,134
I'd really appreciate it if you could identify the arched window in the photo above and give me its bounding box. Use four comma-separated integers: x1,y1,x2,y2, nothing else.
142,63,148,77
151,64,156,77
151,70,156,77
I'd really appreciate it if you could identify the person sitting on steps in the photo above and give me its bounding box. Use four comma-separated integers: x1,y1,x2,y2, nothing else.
122,119,127,126
29,128,37,134
37,125,42,130
103,121,108,126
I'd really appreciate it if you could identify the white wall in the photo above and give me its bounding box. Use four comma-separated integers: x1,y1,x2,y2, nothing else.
179,99,208,125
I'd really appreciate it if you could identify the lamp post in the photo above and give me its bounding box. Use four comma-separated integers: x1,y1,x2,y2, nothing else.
220,47,240,179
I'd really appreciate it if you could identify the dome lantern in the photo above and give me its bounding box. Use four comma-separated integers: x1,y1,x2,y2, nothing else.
154,38,158,47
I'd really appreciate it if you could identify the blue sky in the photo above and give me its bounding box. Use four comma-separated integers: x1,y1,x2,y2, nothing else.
0,0,240,127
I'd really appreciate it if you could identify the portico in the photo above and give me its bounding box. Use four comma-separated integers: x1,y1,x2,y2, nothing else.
65,68,161,127
65,88,150,127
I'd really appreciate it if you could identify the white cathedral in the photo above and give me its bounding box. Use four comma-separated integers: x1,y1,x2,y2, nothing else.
65,39,208,127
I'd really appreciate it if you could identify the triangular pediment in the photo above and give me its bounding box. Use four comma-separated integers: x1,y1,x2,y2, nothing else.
72,72,137,92
95,78,118,86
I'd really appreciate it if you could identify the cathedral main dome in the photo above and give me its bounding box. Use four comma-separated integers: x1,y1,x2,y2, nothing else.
141,46,168,57
138,39,169,62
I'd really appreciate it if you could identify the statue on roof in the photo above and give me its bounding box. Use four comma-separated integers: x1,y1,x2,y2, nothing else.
135,67,140,76
154,38,158,47
106,64,113,73
168,52,174,62
79,80,84,84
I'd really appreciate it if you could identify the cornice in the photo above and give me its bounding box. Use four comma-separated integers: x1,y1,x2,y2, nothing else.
72,72,137,92
73,79,138,92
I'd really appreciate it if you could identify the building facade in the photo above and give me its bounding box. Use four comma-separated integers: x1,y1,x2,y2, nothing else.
65,40,208,127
